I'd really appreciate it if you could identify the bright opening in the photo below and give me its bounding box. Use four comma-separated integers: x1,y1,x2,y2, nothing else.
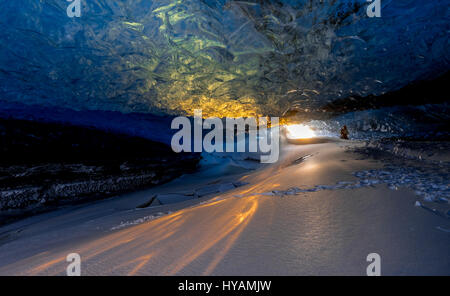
285,124,316,139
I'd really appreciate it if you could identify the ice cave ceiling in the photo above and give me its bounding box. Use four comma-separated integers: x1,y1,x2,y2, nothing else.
0,0,448,118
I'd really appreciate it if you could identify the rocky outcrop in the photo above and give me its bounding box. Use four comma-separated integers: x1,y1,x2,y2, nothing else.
0,118,200,222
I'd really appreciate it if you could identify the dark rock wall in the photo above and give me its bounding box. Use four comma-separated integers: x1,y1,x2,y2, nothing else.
0,118,200,220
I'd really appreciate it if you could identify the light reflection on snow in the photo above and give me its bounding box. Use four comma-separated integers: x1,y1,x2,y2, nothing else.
18,190,263,275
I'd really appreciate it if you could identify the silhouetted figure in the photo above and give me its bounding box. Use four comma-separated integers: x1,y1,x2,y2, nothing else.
340,125,349,140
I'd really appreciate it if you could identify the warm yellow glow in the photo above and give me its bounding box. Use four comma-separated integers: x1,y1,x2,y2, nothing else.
285,124,316,139
177,96,263,118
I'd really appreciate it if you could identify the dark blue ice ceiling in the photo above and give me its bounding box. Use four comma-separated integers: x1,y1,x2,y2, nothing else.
0,0,448,117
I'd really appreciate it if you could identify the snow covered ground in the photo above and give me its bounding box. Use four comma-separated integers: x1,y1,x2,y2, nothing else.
0,140,448,275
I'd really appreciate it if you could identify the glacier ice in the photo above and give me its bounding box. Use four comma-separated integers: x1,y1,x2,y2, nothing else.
0,0,448,117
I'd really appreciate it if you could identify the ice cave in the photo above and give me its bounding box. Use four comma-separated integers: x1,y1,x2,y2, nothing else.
0,0,448,276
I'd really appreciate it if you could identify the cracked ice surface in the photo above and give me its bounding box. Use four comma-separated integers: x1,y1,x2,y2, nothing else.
353,165,450,204
241,162,449,203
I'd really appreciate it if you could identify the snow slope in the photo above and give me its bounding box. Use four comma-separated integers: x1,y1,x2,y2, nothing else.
0,140,448,275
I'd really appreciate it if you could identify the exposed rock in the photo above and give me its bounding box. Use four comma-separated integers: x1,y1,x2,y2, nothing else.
0,118,200,222
136,195,158,209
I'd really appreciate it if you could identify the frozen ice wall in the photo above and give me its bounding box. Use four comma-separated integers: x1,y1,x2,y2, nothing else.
0,0,448,117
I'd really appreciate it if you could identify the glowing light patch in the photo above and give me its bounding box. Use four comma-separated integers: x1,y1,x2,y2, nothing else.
285,124,315,139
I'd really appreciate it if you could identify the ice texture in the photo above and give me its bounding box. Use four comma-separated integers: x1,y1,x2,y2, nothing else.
0,1,448,117
307,103,450,140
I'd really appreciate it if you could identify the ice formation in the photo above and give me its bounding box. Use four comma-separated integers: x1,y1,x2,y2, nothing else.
0,0,448,118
